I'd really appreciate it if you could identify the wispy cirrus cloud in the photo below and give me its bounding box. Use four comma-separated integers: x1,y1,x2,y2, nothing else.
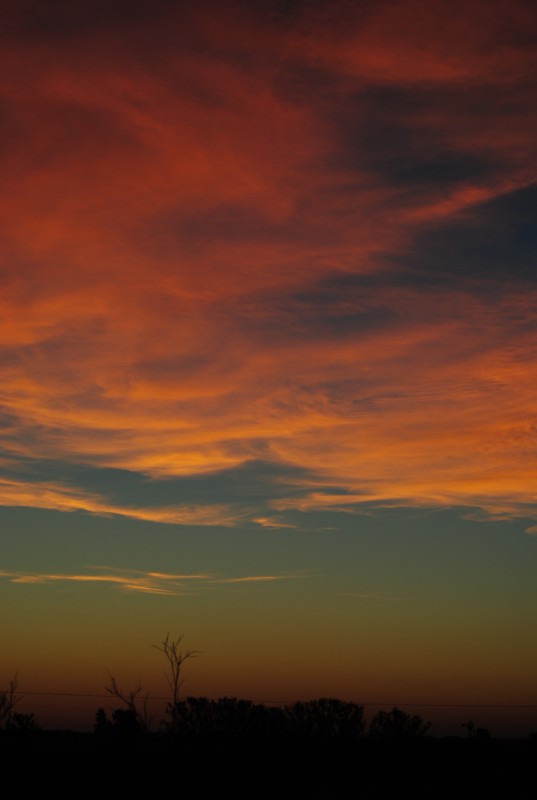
209,574,307,585
0,568,197,596
0,477,244,526
0,566,306,596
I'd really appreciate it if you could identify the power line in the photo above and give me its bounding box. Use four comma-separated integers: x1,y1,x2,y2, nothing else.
12,691,537,709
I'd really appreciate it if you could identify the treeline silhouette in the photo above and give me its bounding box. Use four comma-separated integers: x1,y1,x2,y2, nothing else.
93,697,430,741
89,634,430,742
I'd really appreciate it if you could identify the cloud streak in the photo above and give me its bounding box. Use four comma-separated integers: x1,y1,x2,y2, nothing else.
0,566,305,596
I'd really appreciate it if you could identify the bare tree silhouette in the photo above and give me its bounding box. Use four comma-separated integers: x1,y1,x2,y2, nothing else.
105,671,150,733
153,633,200,732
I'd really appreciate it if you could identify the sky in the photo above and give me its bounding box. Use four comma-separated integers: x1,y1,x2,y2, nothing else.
1,0,537,734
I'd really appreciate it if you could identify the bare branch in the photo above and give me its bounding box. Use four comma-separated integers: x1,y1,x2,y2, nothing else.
105,671,142,708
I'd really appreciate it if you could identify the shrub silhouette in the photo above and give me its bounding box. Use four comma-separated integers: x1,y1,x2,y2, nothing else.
0,676,20,729
7,712,41,734
94,706,144,738
112,707,144,737
94,707,114,737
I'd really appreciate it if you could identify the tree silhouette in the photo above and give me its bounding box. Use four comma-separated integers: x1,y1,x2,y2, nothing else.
369,707,430,739
165,696,286,737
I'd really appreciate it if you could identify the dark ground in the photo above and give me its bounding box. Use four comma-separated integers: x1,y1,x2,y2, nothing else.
2,733,535,797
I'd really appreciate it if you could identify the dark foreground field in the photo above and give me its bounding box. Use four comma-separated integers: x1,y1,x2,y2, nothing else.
2,732,535,796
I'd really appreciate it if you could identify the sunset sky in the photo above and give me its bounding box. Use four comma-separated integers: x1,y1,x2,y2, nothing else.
2,0,537,733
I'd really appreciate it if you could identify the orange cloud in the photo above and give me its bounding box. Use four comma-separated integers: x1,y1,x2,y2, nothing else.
0,1,536,527
253,517,297,529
